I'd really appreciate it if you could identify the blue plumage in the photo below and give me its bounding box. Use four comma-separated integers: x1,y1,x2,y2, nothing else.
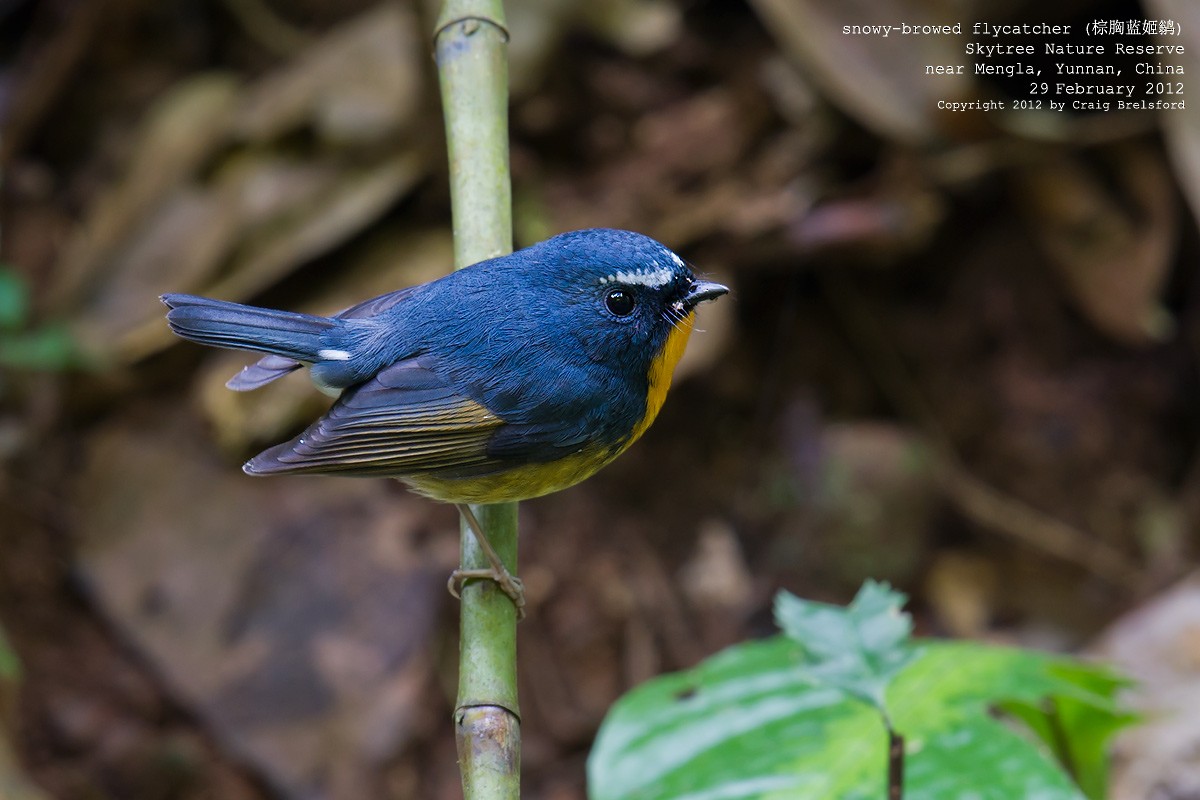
162,228,727,503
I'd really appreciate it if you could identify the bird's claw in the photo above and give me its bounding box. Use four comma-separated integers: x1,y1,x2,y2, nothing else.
447,567,527,620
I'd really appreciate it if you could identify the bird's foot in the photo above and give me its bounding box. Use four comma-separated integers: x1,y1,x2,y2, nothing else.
451,503,526,620
447,568,526,619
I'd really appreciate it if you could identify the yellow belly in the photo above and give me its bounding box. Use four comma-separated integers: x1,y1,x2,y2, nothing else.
405,311,696,504
403,448,619,503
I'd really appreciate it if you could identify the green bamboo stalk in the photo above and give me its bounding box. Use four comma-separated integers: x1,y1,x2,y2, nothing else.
433,3,520,799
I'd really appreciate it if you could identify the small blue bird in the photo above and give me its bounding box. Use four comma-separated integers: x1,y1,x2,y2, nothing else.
162,228,727,611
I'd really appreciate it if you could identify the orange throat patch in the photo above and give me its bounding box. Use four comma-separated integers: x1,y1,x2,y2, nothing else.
627,311,695,445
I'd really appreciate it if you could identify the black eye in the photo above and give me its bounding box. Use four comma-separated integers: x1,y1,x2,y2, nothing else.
605,288,636,317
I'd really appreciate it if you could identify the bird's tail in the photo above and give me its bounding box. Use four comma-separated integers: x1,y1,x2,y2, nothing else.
161,294,338,363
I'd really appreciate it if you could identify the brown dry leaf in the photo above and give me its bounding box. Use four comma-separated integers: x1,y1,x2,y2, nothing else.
233,3,424,146
72,406,448,800
790,156,945,260
0,733,49,800
1093,574,1200,800
204,152,428,302
76,149,427,364
67,150,342,361
50,74,242,311
55,4,430,365
923,550,999,637
677,519,753,611
1143,0,1200,231
747,0,969,143
1016,146,1178,344
504,0,586,95
506,0,680,95
546,86,782,245
67,185,244,360
582,0,681,57
199,361,333,459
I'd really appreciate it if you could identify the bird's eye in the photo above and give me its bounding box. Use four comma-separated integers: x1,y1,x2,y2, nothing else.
605,288,636,317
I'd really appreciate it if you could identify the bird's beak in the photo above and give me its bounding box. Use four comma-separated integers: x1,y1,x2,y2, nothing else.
682,279,729,310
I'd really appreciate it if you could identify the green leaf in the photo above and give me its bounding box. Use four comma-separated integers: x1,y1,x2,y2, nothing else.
774,581,918,715
998,671,1138,800
0,327,83,370
0,265,85,371
0,626,16,683
0,268,29,330
589,637,1130,800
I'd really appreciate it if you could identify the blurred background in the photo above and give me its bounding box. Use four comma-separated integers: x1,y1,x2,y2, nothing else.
2,0,1200,797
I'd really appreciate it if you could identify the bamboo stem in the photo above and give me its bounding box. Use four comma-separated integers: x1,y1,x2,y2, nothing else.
433,2,519,798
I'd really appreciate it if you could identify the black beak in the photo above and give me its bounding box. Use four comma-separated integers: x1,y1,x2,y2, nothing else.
682,279,729,310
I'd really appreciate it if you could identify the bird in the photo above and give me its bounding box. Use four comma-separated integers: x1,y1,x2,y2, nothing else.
162,228,728,614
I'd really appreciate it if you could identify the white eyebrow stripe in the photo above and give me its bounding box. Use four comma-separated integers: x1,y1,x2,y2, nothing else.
599,267,675,288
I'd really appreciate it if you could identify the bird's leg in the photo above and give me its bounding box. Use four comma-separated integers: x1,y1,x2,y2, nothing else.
449,503,526,619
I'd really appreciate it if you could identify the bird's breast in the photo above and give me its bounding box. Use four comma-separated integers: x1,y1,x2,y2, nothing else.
625,310,695,446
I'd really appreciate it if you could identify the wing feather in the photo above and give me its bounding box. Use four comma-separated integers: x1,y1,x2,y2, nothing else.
244,359,504,476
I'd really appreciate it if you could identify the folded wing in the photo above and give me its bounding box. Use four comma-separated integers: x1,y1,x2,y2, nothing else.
244,358,505,477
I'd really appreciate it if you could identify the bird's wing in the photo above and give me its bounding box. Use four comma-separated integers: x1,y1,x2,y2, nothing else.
244,358,506,477
226,287,420,391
